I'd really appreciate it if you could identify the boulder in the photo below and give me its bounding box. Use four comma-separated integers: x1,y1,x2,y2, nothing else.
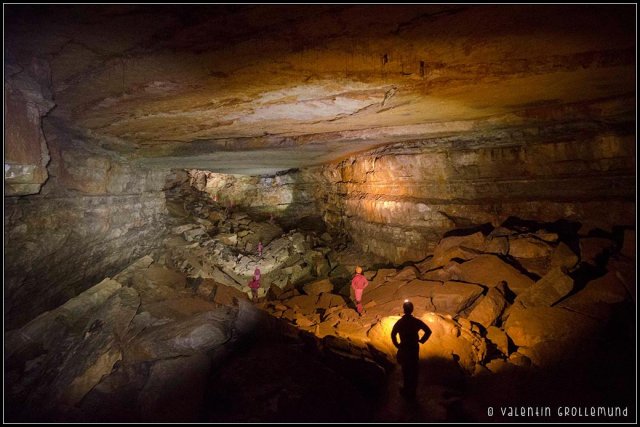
433,232,485,259
195,279,217,299
392,265,421,282
183,227,206,242
515,267,573,308
294,312,317,328
483,236,509,255
171,224,198,235
456,254,534,295
361,280,399,306
217,233,238,246
316,293,346,310
550,242,579,270
113,255,155,285
212,284,248,306
166,201,189,218
302,279,334,296
266,284,284,301
467,285,508,328
535,230,559,242
312,257,331,277
516,257,551,277
394,279,443,301
422,261,463,282
282,295,317,316
141,265,187,290
54,287,140,406
508,352,531,368
6,276,125,363
128,310,232,362
429,246,481,269
557,271,629,319
431,281,484,315
211,268,242,288
508,236,553,258
486,326,509,356
485,359,512,374
504,305,600,348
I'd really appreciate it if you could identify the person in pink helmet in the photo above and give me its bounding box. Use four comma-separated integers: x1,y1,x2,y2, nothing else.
248,268,261,302
351,266,369,315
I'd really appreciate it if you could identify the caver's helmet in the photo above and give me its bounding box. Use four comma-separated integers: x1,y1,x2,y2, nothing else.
355,266,363,274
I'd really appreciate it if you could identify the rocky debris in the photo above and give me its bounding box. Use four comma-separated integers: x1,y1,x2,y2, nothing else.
7,202,636,422
5,276,123,362
303,279,334,296
485,326,509,356
195,278,217,299
52,287,140,407
5,255,253,422
5,284,140,419
254,218,636,387
557,270,629,319
127,311,232,362
550,242,579,270
139,265,187,290
113,255,156,285
467,284,509,328
515,267,574,308
391,265,421,282
504,305,600,349
455,254,535,295
163,185,392,308
507,235,553,258
429,232,486,268
431,281,484,315
482,236,509,255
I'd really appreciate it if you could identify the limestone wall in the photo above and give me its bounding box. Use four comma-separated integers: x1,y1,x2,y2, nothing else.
201,123,635,265
4,123,170,329
309,127,635,263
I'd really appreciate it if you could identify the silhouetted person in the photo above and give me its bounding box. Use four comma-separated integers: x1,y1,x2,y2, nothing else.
391,301,432,399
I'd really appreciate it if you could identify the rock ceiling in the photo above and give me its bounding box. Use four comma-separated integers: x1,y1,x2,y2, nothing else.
6,5,635,174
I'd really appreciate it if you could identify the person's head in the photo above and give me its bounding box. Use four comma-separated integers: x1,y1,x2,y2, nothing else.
355,266,363,274
254,268,261,276
403,300,414,315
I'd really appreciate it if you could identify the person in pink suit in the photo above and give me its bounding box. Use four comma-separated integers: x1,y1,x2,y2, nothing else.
257,241,263,257
351,266,369,315
248,268,261,302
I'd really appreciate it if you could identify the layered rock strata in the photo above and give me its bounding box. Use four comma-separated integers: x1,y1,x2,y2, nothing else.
5,123,170,329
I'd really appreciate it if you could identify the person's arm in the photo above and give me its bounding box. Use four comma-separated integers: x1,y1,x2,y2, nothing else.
391,323,400,348
363,277,369,289
418,320,432,344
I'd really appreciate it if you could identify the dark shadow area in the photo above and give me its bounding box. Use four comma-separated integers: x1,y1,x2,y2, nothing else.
442,222,494,238
201,316,387,423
